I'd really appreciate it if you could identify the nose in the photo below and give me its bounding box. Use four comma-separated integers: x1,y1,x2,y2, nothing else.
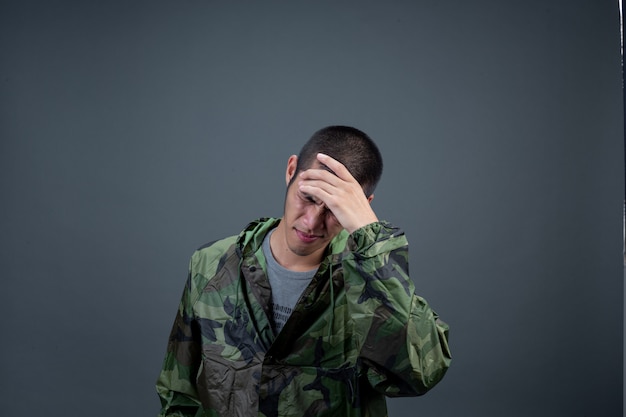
301,204,326,232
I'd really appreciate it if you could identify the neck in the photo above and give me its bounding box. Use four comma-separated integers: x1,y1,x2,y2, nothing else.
269,222,324,272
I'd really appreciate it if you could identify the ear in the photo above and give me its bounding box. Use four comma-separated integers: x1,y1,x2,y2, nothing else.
285,155,298,185
367,194,374,203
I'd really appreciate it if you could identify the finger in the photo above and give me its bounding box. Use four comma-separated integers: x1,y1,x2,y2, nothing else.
298,167,341,186
299,176,364,214
298,179,341,203
316,153,353,181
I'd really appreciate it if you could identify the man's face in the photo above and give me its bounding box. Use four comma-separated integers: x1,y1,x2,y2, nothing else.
280,156,344,259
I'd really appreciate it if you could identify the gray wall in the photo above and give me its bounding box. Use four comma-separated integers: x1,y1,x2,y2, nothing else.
1,1,623,416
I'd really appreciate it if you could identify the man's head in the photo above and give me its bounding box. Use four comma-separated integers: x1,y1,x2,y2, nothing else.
271,126,383,271
289,126,383,197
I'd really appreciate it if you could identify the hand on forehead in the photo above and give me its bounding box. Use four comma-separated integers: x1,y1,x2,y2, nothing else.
313,153,344,177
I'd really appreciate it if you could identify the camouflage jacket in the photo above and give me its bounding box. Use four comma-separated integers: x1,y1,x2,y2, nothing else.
156,218,451,417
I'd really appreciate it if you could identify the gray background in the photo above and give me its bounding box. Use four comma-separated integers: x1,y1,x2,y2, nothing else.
1,1,623,416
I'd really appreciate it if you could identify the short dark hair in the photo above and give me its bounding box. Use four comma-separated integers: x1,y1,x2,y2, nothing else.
293,126,383,196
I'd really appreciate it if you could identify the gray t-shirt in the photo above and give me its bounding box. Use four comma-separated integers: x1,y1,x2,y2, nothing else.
262,229,317,334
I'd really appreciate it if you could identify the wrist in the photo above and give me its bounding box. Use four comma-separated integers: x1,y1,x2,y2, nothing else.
346,216,379,234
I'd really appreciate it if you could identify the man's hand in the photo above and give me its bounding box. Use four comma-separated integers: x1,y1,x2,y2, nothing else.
298,153,378,234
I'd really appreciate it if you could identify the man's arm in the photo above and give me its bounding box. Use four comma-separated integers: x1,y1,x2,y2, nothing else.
299,154,451,394
345,222,451,395
156,270,202,417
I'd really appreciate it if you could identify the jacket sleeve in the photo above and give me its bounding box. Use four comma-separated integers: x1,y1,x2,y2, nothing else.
344,221,451,396
155,265,203,417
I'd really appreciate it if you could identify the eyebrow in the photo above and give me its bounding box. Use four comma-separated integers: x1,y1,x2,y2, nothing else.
300,191,319,203
299,191,325,207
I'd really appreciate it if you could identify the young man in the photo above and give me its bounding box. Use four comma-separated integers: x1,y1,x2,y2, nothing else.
156,126,451,417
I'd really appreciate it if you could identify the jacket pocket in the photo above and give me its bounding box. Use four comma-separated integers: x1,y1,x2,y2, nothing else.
196,349,263,417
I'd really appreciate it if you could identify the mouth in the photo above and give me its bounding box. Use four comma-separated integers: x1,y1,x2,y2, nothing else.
295,229,321,243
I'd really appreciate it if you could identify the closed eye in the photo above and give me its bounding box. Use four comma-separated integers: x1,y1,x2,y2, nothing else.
299,191,336,220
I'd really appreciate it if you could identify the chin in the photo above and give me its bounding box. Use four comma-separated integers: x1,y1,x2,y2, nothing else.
289,246,315,257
